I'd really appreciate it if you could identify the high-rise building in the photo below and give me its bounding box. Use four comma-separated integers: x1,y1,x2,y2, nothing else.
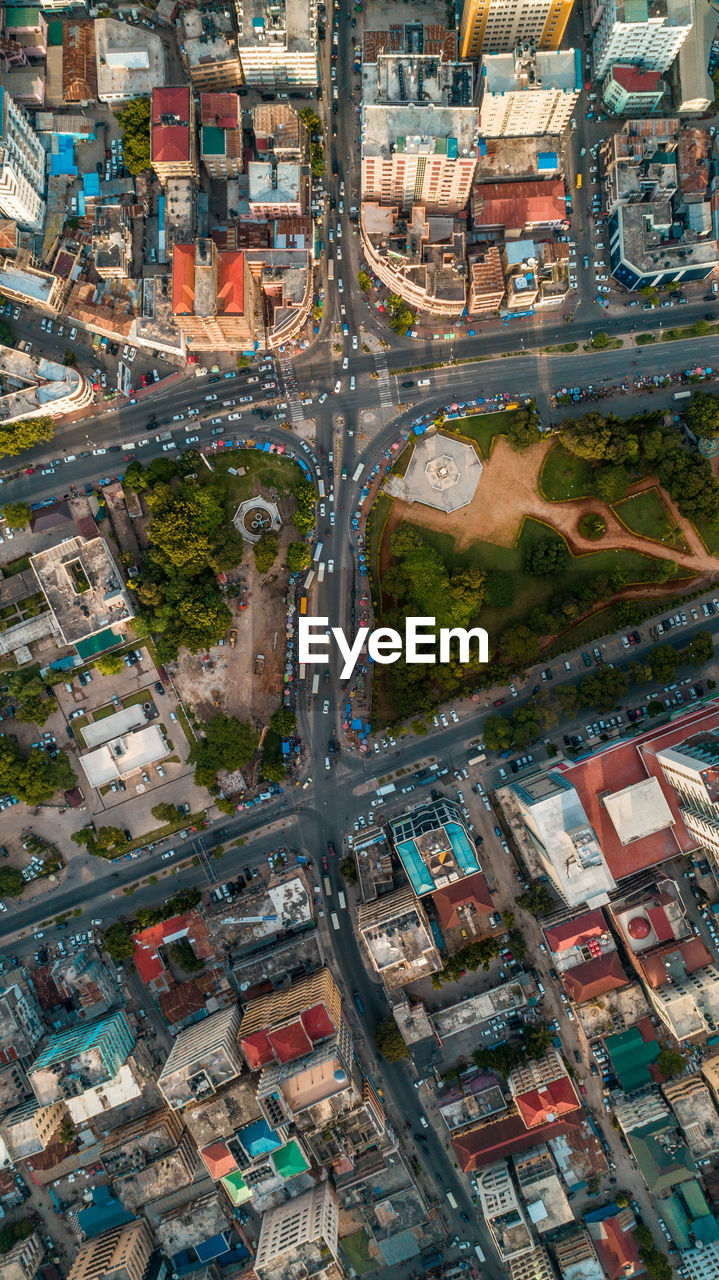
0,87,44,231
151,86,198,186
656,731,719,871
157,1005,243,1109
508,772,615,909
592,0,693,80
361,55,479,215
236,0,318,86
254,1183,339,1280
66,1221,153,1280
0,1230,43,1280
480,48,579,137
460,0,574,59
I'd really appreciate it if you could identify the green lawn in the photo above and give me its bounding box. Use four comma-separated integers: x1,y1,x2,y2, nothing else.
612,488,686,549
391,441,414,479
540,444,595,501
693,515,719,555
444,409,517,459
202,449,304,507
366,493,393,601
122,688,153,709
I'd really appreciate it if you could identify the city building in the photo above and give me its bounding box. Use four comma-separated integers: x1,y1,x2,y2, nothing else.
181,9,242,91
663,1075,719,1160
656,728,719,870
157,1005,243,1109
592,0,693,79
66,1220,154,1280
357,887,442,987
460,0,574,58
432,868,496,945
472,180,568,236
133,911,213,994
94,19,165,103
475,1161,534,1260
248,161,304,217
585,1206,642,1280
479,49,579,137
389,798,482,897
681,1240,719,1280
514,1147,574,1234
554,1230,604,1280
150,86,198,185
0,975,44,1059
601,63,665,114
361,55,479,215
235,0,318,86
507,773,616,909
509,1050,582,1130
30,535,133,649
0,1098,66,1160
41,947,118,1020
544,910,628,1004
173,238,252,354
252,102,304,160
238,969,341,1071
28,1011,142,1123
201,92,243,178
468,244,506,315
508,1246,557,1280
0,87,44,230
254,1182,339,1279
0,1232,43,1280
0,248,70,313
92,204,132,279
360,204,470,318
618,1102,696,1195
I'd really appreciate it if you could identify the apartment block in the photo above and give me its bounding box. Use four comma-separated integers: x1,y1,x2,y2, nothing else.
460,0,574,58
66,1220,153,1280
92,204,132,279
157,1005,243,1108
172,238,252,354
0,87,45,231
357,886,442,987
151,86,198,185
601,63,664,114
475,1161,534,1261
656,732,719,870
201,92,243,178
480,48,579,137
254,1183,339,1280
0,1232,43,1280
508,772,615,909
592,0,693,79
236,0,318,86
509,1247,557,1280
362,55,478,215
182,9,242,91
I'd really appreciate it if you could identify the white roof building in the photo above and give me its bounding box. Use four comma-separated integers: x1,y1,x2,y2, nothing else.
510,772,616,909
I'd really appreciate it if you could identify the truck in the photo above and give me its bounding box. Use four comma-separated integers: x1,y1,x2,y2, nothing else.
312,674,320,696
446,1192,458,1209
376,782,396,797
353,463,364,482
475,1245,486,1262
254,653,265,675
313,541,323,563
673,390,691,400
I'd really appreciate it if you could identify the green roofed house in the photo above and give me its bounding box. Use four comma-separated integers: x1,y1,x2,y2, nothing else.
221,1169,253,1206
628,1115,696,1196
604,1024,660,1094
272,1139,310,1181
660,1180,719,1250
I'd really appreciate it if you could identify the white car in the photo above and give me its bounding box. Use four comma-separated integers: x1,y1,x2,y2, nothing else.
450,709,459,723
322,700,329,715
328,559,335,572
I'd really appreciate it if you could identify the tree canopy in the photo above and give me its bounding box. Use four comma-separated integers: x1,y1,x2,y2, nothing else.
386,293,417,336
115,97,151,174
2,501,30,528
374,1017,408,1061
522,535,570,577
253,532,278,574
0,736,75,805
190,713,259,788
286,540,311,572
0,414,54,459
684,391,719,439
96,652,124,675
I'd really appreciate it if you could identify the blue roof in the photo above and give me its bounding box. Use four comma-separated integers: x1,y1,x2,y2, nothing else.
239,1117,282,1158
77,1187,133,1239
83,172,100,197
538,151,558,169
195,1233,232,1262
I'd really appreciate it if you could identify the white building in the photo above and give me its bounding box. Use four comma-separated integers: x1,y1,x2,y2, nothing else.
509,772,616,909
681,1241,719,1280
656,732,719,870
362,55,479,214
592,0,694,80
475,1162,534,1262
254,1183,339,1280
0,87,44,231
236,0,318,86
480,48,579,137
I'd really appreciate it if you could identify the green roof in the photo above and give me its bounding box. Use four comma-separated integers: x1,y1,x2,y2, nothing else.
680,1179,711,1219
272,1139,310,1180
628,1118,696,1195
605,1025,660,1093
202,126,226,157
220,1170,252,1205
75,628,124,659
6,7,40,24
661,1194,690,1250
624,0,648,20
46,17,63,44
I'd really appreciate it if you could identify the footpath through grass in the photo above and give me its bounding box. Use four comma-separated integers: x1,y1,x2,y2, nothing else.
445,409,519,460
612,488,686,550
540,444,594,501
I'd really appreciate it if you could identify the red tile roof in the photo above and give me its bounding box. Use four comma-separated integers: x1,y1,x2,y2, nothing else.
133,912,213,985
453,1113,571,1172
269,1021,313,1064
241,1029,274,1071
473,179,566,230
640,937,713,988
240,1001,337,1069
201,1141,238,1180
562,952,628,1003
514,1075,581,1129
172,243,196,315
152,86,190,123
201,92,240,130
646,905,673,943
216,250,244,315
589,1211,641,1280
153,125,190,165
302,1002,337,1043
431,870,494,931
610,64,663,94
545,910,607,955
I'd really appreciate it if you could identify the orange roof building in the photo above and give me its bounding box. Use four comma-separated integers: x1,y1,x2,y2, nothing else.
587,1209,642,1280
151,86,198,185
200,1140,238,1180
431,870,495,943
133,912,213,992
561,953,629,1003
472,179,567,234
172,239,252,354
514,1076,581,1129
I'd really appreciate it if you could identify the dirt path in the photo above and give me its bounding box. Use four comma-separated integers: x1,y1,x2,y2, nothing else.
382,436,719,575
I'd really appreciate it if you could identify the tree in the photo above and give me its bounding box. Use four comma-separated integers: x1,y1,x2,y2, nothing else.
270,706,296,736
649,644,677,683
0,414,54,459
505,402,542,451
684,391,719,439
374,1017,408,1061
2,501,29,528
0,867,23,897
517,883,554,914
253,532,278,574
57,1117,77,1145
169,938,204,973
261,760,286,781
484,713,513,752
685,630,713,667
293,479,316,536
594,463,629,504
358,269,371,292
0,1220,33,1255
151,802,179,823
95,826,126,851
591,330,611,349
522,536,570,578
286,540,311,572
386,293,417,337
102,921,135,961
190,713,258,787
657,1047,686,1078
580,666,628,711
485,570,514,609
115,97,151,174
339,854,357,884
96,653,124,675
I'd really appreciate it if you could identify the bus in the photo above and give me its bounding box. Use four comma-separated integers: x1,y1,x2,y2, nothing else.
331,912,340,930
673,390,691,400
300,597,307,615
468,753,486,767
318,479,326,499
353,464,364,482
323,876,332,895
312,674,320,696
317,562,325,583
304,569,315,590
576,173,582,189
446,1192,458,1209
475,1245,486,1262
338,890,346,909
299,663,306,681
327,261,334,281
313,541,323,563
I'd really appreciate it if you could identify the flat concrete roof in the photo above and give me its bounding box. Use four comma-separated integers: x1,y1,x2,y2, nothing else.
81,724,169,787
603,777,676,845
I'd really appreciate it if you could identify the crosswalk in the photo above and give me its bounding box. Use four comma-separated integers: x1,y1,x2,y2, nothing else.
279,354,305,427
373,352,394,411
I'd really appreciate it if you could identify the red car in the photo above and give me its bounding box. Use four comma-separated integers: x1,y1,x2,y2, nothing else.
494,698,506,707
322,856,328,871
